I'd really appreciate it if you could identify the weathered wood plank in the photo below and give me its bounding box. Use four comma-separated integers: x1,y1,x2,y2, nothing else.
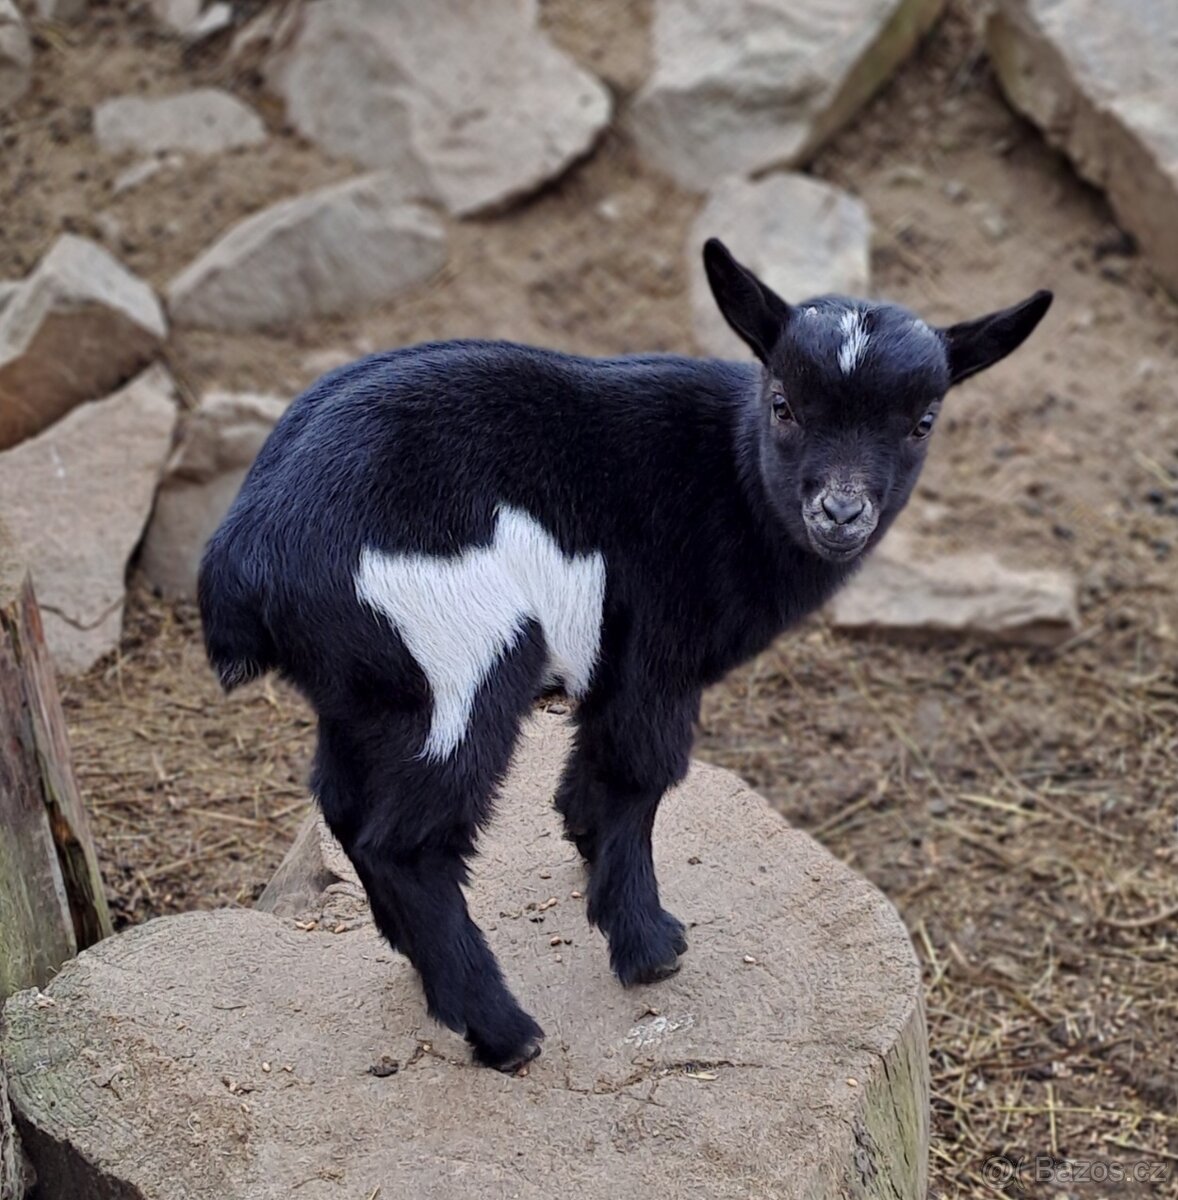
1,1056,29,1200
0,525,111,1004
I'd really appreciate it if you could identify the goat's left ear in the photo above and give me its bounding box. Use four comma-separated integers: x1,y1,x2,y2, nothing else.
941,290,1053,386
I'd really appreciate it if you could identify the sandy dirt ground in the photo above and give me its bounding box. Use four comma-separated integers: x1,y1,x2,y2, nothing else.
2,1,1175,1194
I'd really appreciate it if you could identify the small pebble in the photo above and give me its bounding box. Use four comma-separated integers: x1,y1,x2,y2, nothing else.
539,869,552,880
846,1077,859,1088
368,1056,400,1078
980,212,1009,241
570,889,583,899
261,1062,271,1073
550,935,562,947
742,954,757,965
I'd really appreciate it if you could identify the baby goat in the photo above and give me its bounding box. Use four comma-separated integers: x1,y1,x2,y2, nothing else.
199,239,1051,1071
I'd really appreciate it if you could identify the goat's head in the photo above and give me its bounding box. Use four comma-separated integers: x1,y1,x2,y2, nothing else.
703,237,1053,564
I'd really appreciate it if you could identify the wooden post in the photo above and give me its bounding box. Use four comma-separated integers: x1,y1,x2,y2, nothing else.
0,526,111,1004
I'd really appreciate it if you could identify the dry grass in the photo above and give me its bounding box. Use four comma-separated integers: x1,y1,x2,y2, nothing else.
698,613,1178,1197
60,589,315,923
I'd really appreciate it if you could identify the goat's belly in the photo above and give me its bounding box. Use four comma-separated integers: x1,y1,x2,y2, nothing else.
354,506,606,758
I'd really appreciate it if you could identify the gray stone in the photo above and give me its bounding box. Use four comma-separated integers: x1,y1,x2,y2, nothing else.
830,537,1080,645
266,0,612,216
0,366,177,675
111,154,182,196
140,391,288,599
35,0,87,21
690,173,872,356
148,0,200,32
3,715,929,1199
94,89,266,157
0,0,31,112
988,0,1178,296
631,0,946,190
167,173,446,331
187,1,232,42
0,235,167,451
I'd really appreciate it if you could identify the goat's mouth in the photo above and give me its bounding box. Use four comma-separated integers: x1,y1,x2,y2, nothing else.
807,533,867,563
803,517,877,563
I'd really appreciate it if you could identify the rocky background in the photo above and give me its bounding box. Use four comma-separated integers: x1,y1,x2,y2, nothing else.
1,0,1176,1195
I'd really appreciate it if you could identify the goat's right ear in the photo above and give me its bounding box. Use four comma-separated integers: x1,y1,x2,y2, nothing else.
703,238,790,363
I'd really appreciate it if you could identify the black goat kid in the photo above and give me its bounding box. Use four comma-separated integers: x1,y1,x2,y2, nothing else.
199,239,1051,1071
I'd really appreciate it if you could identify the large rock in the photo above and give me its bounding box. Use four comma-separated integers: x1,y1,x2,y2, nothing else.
141,391,287,599
0,0,31,112
691,173,872,356
632,0,945,191
2,717,929,1199
988,0,1178,297
265,0,612,216
0,236,167,451
93,89,267,157
167,174,446,331
830,538,1080,646
0,367,177,674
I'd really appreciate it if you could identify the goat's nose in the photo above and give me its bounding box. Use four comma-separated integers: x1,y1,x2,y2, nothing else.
821,492,866,525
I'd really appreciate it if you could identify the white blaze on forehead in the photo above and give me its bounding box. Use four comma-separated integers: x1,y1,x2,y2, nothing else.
355,506,606,760
837,308,870,375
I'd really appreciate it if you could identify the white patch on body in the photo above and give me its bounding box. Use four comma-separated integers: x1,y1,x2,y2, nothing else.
355,506,606,760
837,308,870,375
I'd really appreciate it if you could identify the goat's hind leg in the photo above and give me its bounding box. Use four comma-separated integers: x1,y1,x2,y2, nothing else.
313,639,546,1070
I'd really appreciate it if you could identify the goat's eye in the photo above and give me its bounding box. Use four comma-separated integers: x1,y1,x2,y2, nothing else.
771,392,797,425
911,409,937,440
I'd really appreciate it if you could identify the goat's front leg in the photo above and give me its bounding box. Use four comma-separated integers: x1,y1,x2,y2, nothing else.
557,690,697,985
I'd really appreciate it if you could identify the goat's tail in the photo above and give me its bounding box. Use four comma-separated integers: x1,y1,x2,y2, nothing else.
197,533,278,693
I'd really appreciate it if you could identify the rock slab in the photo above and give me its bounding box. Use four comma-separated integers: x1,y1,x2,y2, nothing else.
94,89,267,157
266,0,612,216
0,235,167,450
0,0,31,112
830,540,1080,645
988,0,1178,296
141,391,288,599
632,0,946,190
167,173,446,331
0,366,176,674
691,173,872,356
3,717,929,1199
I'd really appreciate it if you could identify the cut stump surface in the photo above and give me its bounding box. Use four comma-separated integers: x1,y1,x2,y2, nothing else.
2,717,928,1199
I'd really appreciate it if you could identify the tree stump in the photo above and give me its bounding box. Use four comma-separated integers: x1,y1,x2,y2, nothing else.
2,716,929,1199
0,527,111,1004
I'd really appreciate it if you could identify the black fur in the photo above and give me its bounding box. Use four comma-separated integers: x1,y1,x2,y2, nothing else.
199,240,1051,1070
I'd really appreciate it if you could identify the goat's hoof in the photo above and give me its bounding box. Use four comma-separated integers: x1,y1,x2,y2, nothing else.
469,1013,545,1073
662,911,689,957
611,910,688,986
